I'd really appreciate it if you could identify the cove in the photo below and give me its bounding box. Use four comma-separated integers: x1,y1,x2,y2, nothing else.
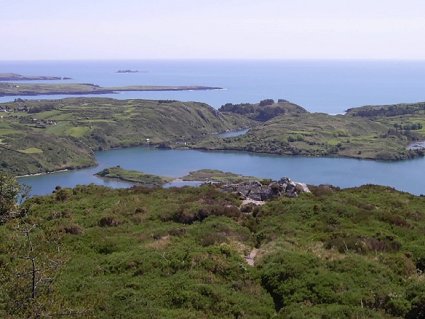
18,146,425,196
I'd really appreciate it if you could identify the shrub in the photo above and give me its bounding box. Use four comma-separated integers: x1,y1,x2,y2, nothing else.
259,99,275,107
55,189,69,202
200,232,227,247
61,224,83,235
171,205,240,224
0,172,22,218
98,216,122,227
325,234,401,254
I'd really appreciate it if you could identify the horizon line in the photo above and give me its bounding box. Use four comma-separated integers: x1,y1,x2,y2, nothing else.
2,58,425,62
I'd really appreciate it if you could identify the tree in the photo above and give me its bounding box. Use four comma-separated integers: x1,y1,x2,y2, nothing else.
0,172,31,223
0,172,21,219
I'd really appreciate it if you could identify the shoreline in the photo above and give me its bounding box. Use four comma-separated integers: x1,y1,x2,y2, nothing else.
16,166,69,178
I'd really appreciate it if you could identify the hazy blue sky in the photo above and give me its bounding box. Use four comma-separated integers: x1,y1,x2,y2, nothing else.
1,0,425,60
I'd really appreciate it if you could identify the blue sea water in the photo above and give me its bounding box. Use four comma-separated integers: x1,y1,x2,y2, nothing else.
2,60,425,113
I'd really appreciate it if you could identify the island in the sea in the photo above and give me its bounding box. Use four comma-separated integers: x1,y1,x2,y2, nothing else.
0,73,71,81
116,69,140,73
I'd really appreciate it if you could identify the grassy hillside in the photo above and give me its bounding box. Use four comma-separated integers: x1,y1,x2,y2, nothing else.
1,184,424,318
346,102,425,118
195,102,425,160
0,98,250,175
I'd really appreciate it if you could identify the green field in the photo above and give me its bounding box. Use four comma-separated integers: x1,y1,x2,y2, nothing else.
18,147,43,154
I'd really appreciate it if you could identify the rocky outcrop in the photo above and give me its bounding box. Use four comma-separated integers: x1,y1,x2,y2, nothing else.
219,177,310,201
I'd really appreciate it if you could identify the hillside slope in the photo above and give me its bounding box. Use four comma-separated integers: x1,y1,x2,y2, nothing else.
1,184,424,318
195,101,425,160
0,98,250,175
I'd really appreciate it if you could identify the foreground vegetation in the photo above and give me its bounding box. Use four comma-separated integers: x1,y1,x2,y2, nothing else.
1,175,425,318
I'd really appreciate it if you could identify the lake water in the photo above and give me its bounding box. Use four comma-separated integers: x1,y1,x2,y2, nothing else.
4,60,425,196
2,60,425,113
18,146,425,196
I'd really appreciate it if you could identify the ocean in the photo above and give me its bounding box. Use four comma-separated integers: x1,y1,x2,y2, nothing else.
1,60,425,113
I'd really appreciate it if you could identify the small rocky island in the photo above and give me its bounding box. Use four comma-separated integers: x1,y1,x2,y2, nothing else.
116,69,140,73
96,167,310,201
96,166,172,188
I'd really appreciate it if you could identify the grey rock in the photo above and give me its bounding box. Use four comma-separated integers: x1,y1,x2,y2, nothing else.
218,177,309,201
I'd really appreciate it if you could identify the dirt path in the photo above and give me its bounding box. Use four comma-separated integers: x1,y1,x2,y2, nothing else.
245,248,259,266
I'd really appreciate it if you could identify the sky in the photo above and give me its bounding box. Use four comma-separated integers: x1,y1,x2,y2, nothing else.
1,0,425,60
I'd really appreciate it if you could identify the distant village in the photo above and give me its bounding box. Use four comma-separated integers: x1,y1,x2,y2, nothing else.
0,105,28,113
0,103,57,128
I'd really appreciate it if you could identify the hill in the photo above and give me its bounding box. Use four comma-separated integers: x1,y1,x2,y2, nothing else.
219,99,307,122
0,98,250,175
195,101,425,160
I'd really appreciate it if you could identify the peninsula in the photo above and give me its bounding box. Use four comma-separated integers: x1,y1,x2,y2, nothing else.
0,73,70,81
0,82,222,97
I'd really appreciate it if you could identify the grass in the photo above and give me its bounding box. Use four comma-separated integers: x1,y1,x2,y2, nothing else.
18,147,43,154
182,169,260,183
66,126,91,138
0,128,21,136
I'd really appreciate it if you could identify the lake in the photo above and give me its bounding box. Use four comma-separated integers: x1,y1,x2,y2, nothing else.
18,146,425,196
